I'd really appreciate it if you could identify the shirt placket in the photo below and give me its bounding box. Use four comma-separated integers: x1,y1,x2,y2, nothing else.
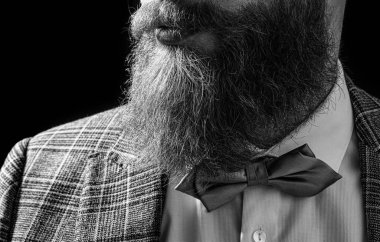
240,186,280,242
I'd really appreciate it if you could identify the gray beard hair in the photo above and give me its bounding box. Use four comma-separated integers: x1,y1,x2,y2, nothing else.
124,0,338,178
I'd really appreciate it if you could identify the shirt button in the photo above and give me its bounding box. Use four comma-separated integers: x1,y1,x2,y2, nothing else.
252,229,267,242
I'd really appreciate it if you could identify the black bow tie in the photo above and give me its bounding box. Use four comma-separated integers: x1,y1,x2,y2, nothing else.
175,144,342,212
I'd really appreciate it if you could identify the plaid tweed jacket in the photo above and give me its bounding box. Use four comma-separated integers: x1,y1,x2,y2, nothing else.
1,78,379,242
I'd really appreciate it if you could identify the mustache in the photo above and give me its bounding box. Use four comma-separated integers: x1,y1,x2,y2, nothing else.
130,1,222,41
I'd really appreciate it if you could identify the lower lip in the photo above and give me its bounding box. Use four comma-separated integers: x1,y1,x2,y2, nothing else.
155,28,194,46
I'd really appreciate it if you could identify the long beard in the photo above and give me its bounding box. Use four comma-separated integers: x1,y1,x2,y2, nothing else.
125,0,338,177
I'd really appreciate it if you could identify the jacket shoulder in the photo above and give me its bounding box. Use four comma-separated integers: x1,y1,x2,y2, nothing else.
29,106,127,154
22,106,129,175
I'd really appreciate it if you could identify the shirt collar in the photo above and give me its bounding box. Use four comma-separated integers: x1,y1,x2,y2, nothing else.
266,61,353,172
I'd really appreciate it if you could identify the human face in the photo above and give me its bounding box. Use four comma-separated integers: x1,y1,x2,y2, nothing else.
127,0,340,176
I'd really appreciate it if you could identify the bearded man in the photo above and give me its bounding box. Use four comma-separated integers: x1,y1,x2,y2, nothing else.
1,0,379,241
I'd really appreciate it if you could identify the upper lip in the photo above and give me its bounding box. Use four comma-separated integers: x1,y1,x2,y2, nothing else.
155,19,194,32
156,24,198,36
156,23,182,30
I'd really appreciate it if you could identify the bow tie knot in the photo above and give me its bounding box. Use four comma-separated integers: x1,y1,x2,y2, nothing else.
246,161,269,186
176,144,342,212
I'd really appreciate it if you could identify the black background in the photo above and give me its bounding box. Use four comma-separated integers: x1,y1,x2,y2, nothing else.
1,0,379,164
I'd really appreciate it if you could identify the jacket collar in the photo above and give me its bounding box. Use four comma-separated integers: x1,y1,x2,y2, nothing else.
346,76,380,151
346,76,380,242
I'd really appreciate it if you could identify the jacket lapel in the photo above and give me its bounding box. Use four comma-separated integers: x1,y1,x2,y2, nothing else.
77,128,168,242
347,77,380,242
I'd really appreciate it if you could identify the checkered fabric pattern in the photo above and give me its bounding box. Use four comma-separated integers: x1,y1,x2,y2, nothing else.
0,76,379,241
346,77,380,242
0,108,167,242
